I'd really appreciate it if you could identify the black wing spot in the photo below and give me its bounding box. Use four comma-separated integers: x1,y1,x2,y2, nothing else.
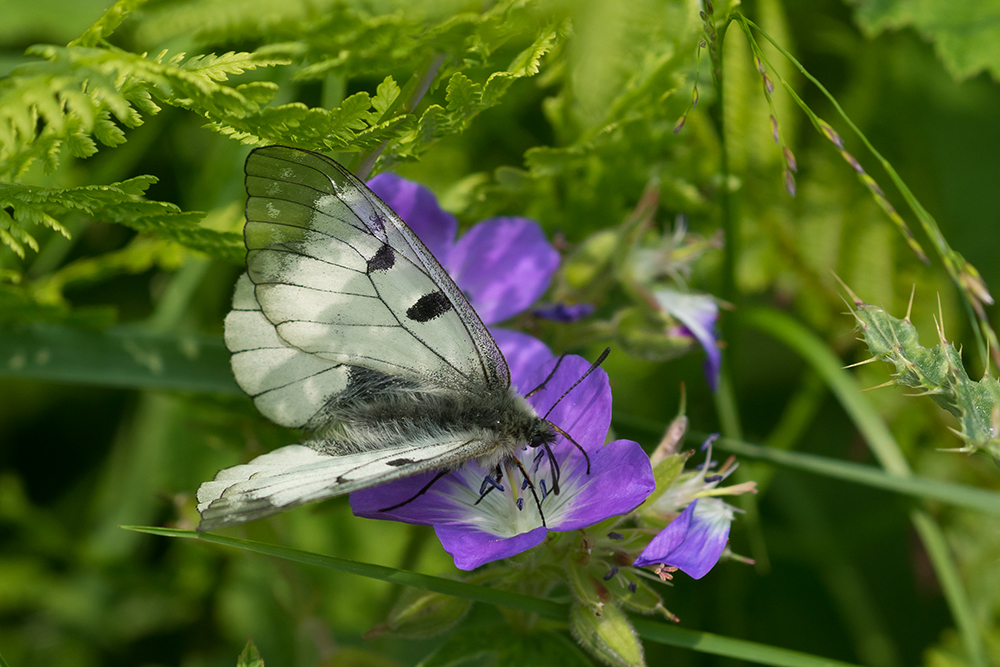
367,243,395,272
386,458,414,467
406,291,453,323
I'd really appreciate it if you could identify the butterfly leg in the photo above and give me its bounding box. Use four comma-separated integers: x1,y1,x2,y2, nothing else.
524,353,568,398
377,469,451,512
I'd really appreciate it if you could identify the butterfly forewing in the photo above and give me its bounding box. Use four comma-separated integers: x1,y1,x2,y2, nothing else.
242,146,508,390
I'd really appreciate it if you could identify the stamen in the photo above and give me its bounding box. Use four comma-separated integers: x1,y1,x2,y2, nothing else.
543,441,561,495
628,581,637,593
608,532,624,540
511,456,547,527
540,479,548,499
521,478,530,490
705,474,723,483
479,476,505,495
517,498,524,511
603,566,619,581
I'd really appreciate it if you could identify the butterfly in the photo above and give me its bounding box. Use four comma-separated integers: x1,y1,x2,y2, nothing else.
196,146,563,530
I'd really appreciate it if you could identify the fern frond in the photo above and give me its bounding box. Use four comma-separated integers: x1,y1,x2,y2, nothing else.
0,179,242,262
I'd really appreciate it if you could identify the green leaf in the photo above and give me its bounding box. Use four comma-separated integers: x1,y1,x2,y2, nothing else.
236,638,264,667
70,0,148,48
0,323,239,394
853,0,1000,80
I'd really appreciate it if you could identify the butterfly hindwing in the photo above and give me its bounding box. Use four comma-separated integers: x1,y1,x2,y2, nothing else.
225,274,349,430
196,436,496,530
242,146,508,391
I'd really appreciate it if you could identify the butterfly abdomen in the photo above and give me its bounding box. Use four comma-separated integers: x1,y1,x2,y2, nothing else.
313,379,544,466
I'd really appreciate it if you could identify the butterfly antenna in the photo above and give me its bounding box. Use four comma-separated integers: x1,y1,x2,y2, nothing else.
541,347,611,422
378,469,451,513
525,354,568,398
549,422,591,474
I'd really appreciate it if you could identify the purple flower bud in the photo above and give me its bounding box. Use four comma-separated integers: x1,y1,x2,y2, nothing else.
674,115,687,134
784,170,796,197
705,0,714,15
840,149,865,174
770,115,779,144
763,74,774,95
534,302,595,323
819,120,844,148
692,87,700,109
783,146,797,173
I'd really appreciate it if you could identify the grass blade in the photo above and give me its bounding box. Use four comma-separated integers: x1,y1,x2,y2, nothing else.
124,526,863,667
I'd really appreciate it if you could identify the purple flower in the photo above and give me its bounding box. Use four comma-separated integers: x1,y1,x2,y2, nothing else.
368,173,559,387
632,497,736,579
350,355,655,570
534,302,596,323
654,289,720,391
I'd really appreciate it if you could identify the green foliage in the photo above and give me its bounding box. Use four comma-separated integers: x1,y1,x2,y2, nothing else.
237,638,265,667
0,177,238,260
853,0,1000,80
851,297,1000,462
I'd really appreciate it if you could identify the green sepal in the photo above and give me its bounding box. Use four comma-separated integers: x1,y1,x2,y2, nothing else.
641,451,692,509
604,576,663,615
569,600,646,667
614,307,697,362
384,586,472,639
567,559,607,615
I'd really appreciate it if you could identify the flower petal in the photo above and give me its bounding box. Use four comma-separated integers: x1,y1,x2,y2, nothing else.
491,328,554,391
350,470,449,525
551,439,654,531
654,289,720,391
522,355,612,454
633,499,696,568
445,217,559,325
367,173,458,263
634,498,733,579
435,525,548,571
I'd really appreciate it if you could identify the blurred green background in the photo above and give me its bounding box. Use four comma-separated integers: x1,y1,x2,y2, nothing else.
1,0,999,665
